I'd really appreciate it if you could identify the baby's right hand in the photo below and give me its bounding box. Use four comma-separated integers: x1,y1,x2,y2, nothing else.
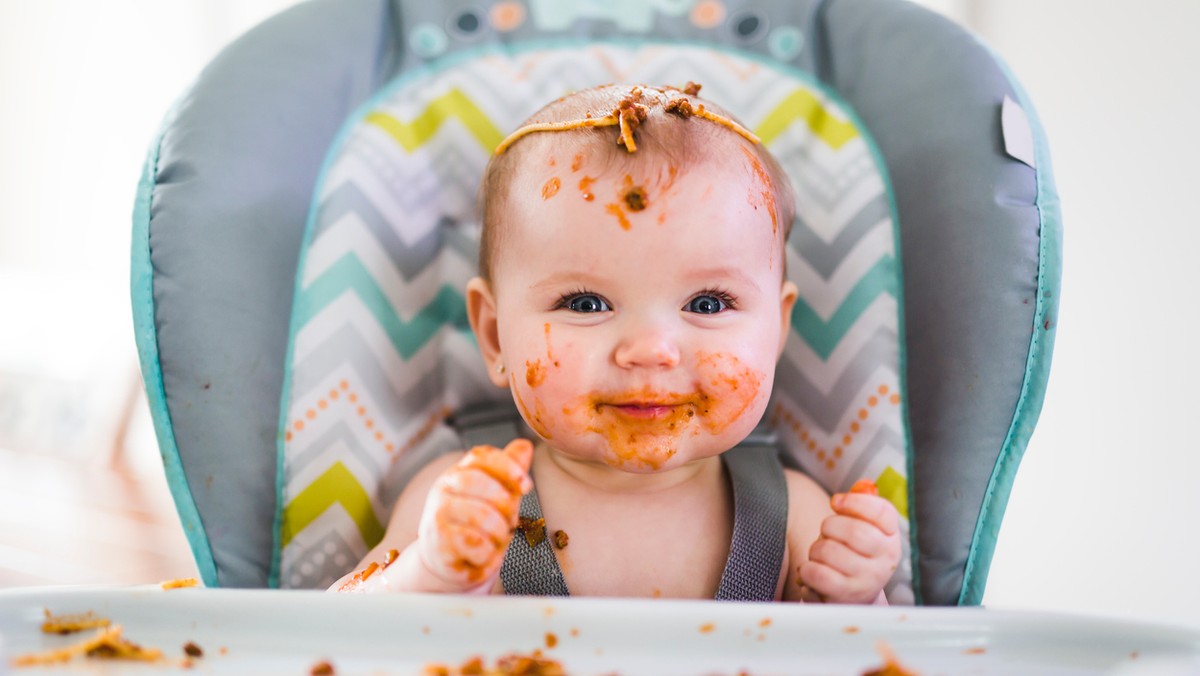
415,439,534,593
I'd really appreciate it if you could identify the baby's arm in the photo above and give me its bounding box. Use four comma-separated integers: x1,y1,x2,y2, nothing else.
783,474,901,604
330,439,533,594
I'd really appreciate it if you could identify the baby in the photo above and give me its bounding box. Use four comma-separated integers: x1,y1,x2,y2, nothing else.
331,83,901,603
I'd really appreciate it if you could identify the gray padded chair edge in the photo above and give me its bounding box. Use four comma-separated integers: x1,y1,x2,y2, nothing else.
133,0,401,588
810,0,1061,604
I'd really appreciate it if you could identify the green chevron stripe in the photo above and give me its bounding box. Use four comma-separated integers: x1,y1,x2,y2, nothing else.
756,88,859,150
297,253,470,359
280,461,385,549
876,466,909,520
791,256,897,360
365,88,504,153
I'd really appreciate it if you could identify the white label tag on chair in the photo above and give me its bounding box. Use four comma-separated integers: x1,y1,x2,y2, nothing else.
1001,95,1036,169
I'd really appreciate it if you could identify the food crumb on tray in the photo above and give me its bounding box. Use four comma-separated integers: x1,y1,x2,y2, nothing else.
11,625,163,666
423,650,565,675
40,608,110,634
861,641,920,676
161,577,201,590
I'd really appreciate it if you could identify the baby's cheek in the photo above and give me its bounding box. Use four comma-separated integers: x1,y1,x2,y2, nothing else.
511,330,577,440
694,351,766,434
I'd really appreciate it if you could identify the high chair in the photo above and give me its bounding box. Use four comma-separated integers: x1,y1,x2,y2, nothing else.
132,0,1060,606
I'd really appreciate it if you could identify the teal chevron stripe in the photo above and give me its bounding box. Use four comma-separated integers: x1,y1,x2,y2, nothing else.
297,253,470,359
791,256,897,360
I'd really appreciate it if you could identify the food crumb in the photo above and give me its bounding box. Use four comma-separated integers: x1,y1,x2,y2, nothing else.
427,652,564,676
964,647,986,655
517,516,547,547
553,530,569,549
460,656,485,674
569,628,579,638
623,186,648,211
758,617,772,628
545,632,558,649
843,626,861,634
861,641,919,676
699,623,715,634
183,641,204,658
160,577,201,590
41,609,111,634
219,646,229,655
310,659,336,675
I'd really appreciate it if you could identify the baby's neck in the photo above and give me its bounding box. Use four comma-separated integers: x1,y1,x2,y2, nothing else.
532,442,722,496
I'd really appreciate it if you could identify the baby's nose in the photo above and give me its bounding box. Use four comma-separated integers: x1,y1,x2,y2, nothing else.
613,323,681,369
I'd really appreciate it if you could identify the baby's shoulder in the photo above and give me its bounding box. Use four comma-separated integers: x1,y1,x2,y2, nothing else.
781,466,831,507
781,466,833,542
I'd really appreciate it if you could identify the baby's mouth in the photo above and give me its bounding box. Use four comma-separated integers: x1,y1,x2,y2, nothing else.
601,400,692,420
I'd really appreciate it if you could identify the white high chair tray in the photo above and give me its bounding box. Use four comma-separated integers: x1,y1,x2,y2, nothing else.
2,587,1197,675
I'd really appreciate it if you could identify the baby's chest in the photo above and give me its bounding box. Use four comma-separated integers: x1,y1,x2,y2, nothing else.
543,505,736,599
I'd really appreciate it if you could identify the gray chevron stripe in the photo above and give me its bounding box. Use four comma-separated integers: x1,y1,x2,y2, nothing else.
772,141,875,202
788,196,892,279
378,423,465,508
837,425,908,489
283,529,360,590
291,326,460,429
772,326,899,433
345,141,443,211
333,136,449,220
365,132,488,208
288,420,387,488
442,218,481,264
313,182,444,278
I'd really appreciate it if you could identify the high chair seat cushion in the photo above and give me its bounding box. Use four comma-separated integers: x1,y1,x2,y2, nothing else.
277,43,915,601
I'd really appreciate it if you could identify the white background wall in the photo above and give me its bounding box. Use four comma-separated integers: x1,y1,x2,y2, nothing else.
969,0,1200,631
0,0,1197,630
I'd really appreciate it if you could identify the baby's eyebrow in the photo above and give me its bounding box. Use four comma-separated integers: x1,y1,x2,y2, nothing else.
529,270,609,291
684,266,763,292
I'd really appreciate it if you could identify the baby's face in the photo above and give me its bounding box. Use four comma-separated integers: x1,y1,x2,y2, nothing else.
483,147,797,473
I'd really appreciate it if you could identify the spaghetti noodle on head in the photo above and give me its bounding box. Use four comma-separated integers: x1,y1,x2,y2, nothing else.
477,83,795,282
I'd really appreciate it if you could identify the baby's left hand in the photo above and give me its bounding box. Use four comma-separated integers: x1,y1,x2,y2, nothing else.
799,485,901,604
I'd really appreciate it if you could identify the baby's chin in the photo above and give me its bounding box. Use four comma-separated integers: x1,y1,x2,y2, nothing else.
585,438,727,474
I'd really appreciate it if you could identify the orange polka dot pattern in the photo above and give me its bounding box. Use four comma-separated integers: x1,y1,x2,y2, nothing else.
285,379,450,460
772,384,901,473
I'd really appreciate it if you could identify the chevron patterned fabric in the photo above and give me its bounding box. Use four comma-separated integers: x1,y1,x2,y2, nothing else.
278,44,913,603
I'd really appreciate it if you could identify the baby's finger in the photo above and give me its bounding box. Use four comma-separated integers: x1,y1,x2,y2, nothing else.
819,514,894,559
503,438,534,473
797,560,852,601
431,494,512,546
422,522,502,584
441,522,501,568
830,493,900,536
439,468,523,522
808,536,872,580
461,443,533,495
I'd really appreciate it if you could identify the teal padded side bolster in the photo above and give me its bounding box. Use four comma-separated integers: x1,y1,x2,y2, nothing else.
813,0,1054,604
139,0,400,587
959,49,1062,605
132,103,218,587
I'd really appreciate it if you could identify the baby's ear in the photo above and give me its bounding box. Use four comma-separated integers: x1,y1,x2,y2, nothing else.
466,277,508,388
777,280,799,358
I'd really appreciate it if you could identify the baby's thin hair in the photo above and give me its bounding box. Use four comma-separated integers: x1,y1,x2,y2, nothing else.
477,83,795,282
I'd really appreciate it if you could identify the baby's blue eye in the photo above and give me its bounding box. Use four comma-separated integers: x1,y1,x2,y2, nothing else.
686,295,727,314
566,294,610,313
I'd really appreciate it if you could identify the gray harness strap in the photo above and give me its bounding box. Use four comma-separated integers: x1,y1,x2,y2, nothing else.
714,437,788,601
452,406,788,601
499,479,570,596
